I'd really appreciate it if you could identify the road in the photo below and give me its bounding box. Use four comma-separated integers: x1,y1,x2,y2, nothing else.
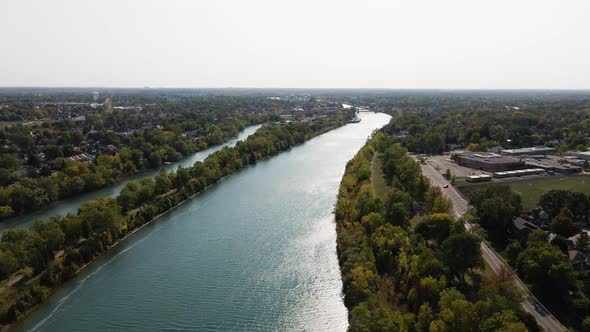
418,160,567,332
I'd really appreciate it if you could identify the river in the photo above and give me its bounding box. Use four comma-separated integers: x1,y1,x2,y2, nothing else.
0,125,261,234
14,112,391,332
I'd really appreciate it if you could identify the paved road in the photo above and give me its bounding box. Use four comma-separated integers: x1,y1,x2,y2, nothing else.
418,160,567,332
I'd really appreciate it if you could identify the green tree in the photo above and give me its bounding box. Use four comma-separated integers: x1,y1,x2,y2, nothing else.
384,189,412,227
442,232,482,282
0,250,19,278
117,182,139,211
480,310,527,332
0,205,14,219
416,304,433,332
372,224,410,274
432,196,452,214
415,213,454,243
438,288,479,331
551,207,578,238
516,236,577,298
78,197,123,230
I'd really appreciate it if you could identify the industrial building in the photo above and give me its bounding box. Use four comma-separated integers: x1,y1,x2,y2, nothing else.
501,146,555,156
455,152,525,172
466,174,492,182
493,168,545,178
566,151,590,161
525,156,582,174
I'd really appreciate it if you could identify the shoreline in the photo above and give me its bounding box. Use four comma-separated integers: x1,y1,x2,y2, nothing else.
0,125,259,231
5,121,348,331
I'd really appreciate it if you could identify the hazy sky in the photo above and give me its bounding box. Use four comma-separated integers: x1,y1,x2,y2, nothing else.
1,0,589,89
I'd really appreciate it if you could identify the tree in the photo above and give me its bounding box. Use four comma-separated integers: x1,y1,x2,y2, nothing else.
438,288,479,331
372,224,410,274
503,241,522,267
416,304,433,332
551,208,579,238
445,169,451,180
0,205,14,219
477,196,517,242
415,213,454,243
581,316,590,332
540,189,590,218
384,189,412,227
154,171,173,195
117,182,139,211
0,250,19,279
361,212,383,234
442,232,482,282
148,151,162,168
32,221,65,253
516,237,577,299
574,232,590,254
480,310,527,332
78,197,123,231
431,196,452,214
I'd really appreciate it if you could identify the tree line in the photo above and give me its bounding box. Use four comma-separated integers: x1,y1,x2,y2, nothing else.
0,112,349,326
383,106,590,155
335,129,539,331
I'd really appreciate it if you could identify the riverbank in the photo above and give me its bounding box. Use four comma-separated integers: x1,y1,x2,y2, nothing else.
1,115,351,329
334,129,541,331
0,124,262,234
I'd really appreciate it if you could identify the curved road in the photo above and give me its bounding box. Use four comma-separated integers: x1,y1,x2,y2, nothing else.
418,159,567,332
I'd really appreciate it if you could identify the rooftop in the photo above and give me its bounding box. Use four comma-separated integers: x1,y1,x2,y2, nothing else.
458,152,521,164
501,146,555,155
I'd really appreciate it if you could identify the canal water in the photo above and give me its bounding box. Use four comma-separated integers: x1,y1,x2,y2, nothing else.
0,125,261,234
15,113,391,332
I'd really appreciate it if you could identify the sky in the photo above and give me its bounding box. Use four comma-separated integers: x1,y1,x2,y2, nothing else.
0,0,589,89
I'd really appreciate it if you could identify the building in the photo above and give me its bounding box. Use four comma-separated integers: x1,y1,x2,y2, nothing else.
512,217,540,239
501,146,555,156
66,153,95,162
455,152,525,172
493,168,545,178
525,155,582,174
566,151,590,161
466,174,492,182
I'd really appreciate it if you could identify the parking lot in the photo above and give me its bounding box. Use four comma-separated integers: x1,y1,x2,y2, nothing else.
425,154,489,177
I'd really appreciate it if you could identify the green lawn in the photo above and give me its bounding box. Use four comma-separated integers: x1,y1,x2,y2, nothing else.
457,174,590,209
508,174,590,209
371,152,391,201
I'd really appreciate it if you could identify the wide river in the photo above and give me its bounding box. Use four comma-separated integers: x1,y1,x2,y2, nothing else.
14,112,391,332
0,125,261,234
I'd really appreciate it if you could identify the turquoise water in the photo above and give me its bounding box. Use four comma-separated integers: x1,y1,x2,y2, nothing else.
14,113,391,332
0,125,261,234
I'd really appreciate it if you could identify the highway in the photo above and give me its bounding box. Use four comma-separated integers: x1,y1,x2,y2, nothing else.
418,160,567,332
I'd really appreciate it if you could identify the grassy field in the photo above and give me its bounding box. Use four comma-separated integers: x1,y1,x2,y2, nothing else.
456,174,590,209
508,174,590,209
371,152,391,201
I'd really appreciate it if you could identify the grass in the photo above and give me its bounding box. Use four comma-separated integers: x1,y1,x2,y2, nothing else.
456,174,590,209
508,174,590,209
371,152,391,201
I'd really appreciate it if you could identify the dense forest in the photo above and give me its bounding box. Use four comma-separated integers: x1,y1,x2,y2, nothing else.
0,112,350,327
335,129,540,331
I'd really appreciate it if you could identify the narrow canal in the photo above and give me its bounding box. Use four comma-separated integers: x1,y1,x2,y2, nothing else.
15,113,391,331
0,125,261,234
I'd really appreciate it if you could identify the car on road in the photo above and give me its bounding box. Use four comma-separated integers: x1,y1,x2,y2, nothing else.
443,184,449,188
